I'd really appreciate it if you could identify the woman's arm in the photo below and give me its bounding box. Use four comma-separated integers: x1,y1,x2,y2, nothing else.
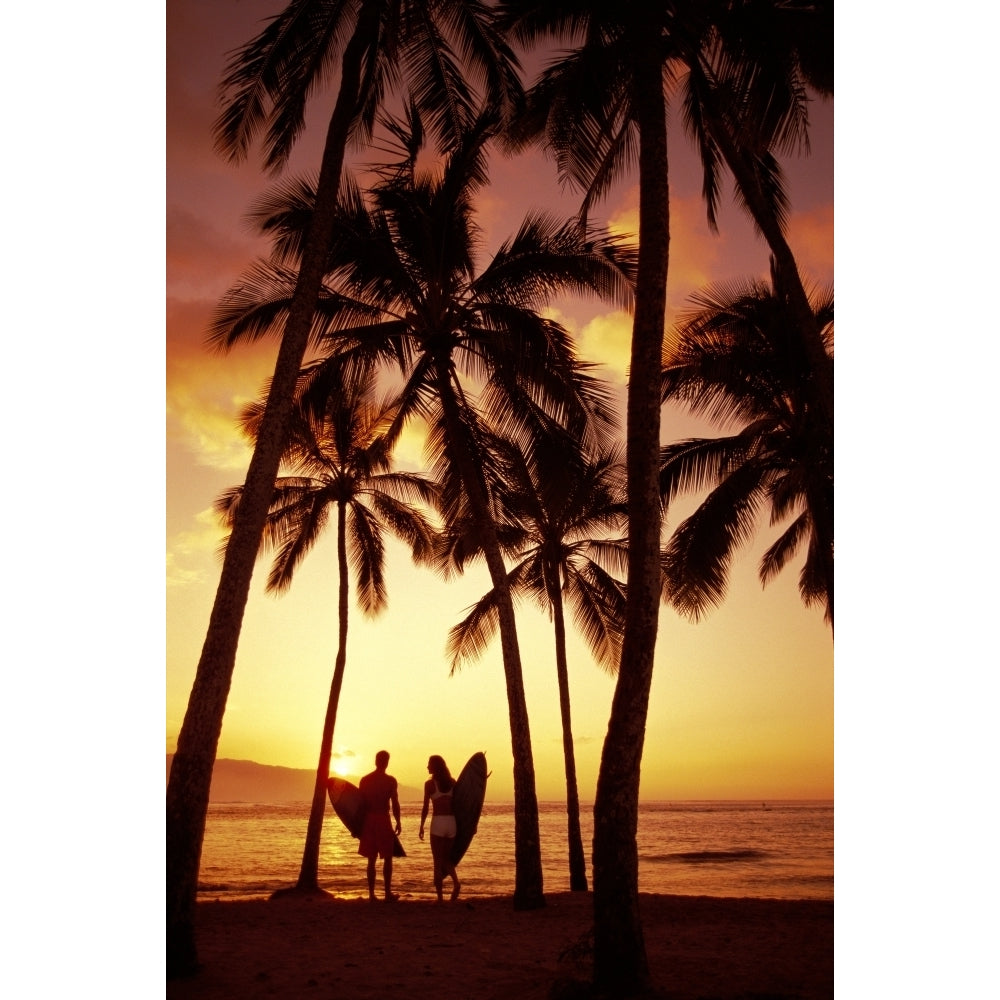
419,780,431,839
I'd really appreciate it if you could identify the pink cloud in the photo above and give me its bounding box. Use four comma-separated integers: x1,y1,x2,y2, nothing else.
167,206,267,305
787,203,834,286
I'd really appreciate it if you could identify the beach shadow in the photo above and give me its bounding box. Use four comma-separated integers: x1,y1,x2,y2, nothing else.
268,885,336,902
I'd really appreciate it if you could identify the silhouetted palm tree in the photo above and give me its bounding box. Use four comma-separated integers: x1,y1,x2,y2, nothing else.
215,373,438,896
498,3,711,987
682,0,834,423
497,3,830,989
209,113,636,909
167,2,521,975
443,430,628,892
660,274,833,625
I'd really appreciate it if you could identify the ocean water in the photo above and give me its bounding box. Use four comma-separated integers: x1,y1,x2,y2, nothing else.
197,799,832,902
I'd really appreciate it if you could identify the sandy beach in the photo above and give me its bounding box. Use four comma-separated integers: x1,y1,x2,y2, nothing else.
166,892,832,999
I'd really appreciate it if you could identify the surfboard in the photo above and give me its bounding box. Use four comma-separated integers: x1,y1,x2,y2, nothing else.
450,752,488,865
327,776,406,857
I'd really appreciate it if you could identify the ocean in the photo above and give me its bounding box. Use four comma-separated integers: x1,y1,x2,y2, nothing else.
197,799,832,902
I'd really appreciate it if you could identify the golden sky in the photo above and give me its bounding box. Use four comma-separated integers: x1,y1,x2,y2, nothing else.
166,0,834,802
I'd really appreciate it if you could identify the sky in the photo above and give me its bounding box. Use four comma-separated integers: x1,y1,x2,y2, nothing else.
165,0,835,803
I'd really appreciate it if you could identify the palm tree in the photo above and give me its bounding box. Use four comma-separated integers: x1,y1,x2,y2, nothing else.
496,3,711,987
208,114,637,909
167,2,521,975
680,0,834,425
443,430,629,892
659,273,833,625
215,372,439,896
496,3,830,989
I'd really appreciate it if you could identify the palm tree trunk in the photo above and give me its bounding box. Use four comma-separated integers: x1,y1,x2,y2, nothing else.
165,21,373,979
548,569,588,891
702,98,834,427
437,369,545,909
807,474,834,630
592,30,667,995
705,98,836,626
293,501,352,890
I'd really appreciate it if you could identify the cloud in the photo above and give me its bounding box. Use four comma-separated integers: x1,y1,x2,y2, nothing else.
167,507,228,587
575,311,633,382
167,206,267,306
606,187,731,318
392,416,435,471
167,295,219,356
166,351,271,472
787,203,834,286
166,551,203,589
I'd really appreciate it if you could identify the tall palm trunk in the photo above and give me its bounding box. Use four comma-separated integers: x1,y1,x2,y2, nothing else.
592,30,668,995
165,20,373,978
546,563,588,891
292,501,351,890
437,367,545,909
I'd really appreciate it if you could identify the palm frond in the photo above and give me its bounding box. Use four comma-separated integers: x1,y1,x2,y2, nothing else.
446,588,502,673
348,503,388,617
680,62,724,233
265,493,330,593
366,488,439,564
662,463,772,620
564,561,626,674
659,435,757,506
759,511,809,587
213,0,356,171
474,213,637,310
207,258,390,353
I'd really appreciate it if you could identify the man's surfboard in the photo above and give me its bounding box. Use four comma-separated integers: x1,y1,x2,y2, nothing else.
450,752,488,864
327,776,406,857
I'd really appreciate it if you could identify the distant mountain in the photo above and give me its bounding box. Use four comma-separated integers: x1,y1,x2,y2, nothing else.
165,756,421,803
165,756,319,802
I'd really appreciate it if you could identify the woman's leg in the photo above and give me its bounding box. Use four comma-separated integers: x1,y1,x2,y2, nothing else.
429,834,446,900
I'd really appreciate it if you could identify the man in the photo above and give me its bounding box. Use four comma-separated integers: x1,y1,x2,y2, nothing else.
358,750,402,901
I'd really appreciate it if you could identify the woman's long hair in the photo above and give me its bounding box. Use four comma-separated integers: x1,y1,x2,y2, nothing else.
428,755,454,792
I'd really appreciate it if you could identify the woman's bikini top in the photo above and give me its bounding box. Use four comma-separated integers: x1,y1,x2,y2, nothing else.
430,780,454,814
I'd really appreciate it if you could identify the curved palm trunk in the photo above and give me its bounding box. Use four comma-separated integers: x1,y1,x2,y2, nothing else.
165,21,373,979
437,369,545,909
592,32,667,995
807,476,834,630
293,501,351,890
702,99,834,427
546,565,588,891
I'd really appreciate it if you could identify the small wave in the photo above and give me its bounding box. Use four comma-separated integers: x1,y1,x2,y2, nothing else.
649,849,768,864
784,872,834,886
199,881,276,894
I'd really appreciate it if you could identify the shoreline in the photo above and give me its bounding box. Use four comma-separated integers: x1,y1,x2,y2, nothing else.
167,891,833,999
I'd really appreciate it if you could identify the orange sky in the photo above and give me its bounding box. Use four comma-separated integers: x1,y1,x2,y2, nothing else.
166,0,834,802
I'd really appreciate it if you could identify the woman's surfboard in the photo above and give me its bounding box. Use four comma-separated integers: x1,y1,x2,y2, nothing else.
327,776,406,857
450,752,488,864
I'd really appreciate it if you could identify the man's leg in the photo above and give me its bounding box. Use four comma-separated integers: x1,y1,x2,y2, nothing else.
366,857,376,900
383,856,397,901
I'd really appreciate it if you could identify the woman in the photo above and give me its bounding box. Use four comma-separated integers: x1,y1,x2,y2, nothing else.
419,755,461,901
